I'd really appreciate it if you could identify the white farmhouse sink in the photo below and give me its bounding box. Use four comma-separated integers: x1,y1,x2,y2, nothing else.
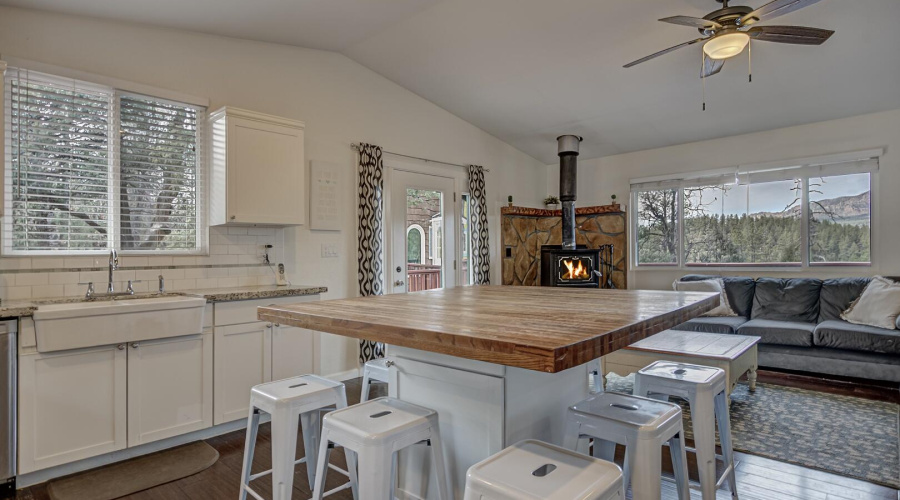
33,296,207,352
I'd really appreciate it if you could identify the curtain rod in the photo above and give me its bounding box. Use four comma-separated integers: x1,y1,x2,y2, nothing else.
350,143,490,172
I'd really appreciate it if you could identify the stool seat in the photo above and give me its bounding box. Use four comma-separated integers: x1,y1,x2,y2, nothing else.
251,374,345,409
325,397,435,442
465,439,624,500
570,391,682,436
639,360,723,385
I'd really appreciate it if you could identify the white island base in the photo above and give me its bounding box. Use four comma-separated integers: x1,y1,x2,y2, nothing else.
386,345,591,499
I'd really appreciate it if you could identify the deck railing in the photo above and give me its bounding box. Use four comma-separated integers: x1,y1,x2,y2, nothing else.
407,263,442,292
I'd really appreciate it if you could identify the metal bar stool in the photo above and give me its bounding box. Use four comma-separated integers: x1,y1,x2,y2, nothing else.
361,358,391,402
634,360,739,500
464,439,624,500
240,374,357,500
562,391,691,500
311,397,450,500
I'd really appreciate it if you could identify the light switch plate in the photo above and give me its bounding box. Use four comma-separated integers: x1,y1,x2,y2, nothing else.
320,243,339,258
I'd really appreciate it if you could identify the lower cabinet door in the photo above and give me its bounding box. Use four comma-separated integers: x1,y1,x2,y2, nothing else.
18,344,127,474
213,322,272,424
271,325,315,381
127,333,213,446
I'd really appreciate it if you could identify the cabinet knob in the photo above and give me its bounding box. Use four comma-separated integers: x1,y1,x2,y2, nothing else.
274,323,280,328
385,360,395,368
266,323,273,328
230,215,236,221
117,344,125,350
131,343,140,349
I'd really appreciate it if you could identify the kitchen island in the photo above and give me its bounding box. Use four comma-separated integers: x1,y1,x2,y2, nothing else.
258,286,718,499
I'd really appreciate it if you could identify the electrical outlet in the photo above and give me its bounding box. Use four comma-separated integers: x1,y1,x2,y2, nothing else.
320,243,339,258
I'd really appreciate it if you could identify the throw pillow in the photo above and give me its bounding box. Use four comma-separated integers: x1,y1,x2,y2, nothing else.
841,276,900,330
673,278,737,317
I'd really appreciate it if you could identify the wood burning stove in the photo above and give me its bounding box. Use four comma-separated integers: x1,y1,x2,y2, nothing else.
540,246,601,288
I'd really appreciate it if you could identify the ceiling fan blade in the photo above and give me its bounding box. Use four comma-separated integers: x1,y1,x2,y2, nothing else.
659,16,723,31
701,58,725,78
748,25,835,45
624,38,706,68
739,0,824,26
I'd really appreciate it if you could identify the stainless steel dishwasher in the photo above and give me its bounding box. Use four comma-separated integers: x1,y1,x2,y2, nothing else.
0,320,15,495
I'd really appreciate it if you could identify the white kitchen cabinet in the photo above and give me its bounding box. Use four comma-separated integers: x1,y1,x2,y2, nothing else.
127,332,213,446
18,344,127,474
209,107,306,226
271,324,315,381
213,322,272,425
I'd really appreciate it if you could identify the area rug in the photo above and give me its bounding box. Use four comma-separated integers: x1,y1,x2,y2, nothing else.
605,373,900,489
46,441,219,500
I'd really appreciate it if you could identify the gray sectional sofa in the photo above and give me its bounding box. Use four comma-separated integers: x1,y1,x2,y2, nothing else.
673,275,900,383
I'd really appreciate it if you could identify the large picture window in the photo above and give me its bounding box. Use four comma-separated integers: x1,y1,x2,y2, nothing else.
4,67,205,255
632,153,876,268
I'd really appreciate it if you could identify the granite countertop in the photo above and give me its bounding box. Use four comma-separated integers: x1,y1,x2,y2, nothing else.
0,284,328,318
180,284,328,302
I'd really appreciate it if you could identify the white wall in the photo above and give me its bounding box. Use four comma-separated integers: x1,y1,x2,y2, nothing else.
0,6,547,375
546,109,900,290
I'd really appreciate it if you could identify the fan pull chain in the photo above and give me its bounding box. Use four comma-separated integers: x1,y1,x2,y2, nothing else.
702,50,707,111
748,39,753,83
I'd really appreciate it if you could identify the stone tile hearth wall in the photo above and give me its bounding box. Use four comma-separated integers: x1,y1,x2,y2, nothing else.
501,207,627,288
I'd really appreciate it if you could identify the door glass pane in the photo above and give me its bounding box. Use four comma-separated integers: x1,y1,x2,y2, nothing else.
809,173,871,264
406,188,443,291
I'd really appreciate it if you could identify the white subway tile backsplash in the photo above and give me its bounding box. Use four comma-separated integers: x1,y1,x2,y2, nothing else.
6,286,32,300
16,273,49,286
31,258,66,269
195,278,219,289
48,272,80,285
147,256,174,267
32,285,65,299
0,258,32,270
227,227,248,235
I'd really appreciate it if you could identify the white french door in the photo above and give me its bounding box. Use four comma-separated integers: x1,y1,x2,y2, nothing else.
388,169,458,294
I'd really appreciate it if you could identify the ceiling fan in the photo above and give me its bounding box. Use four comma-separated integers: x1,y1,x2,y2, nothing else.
624,0,834,78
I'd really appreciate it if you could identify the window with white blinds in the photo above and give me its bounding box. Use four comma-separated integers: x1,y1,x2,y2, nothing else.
3,67,205,255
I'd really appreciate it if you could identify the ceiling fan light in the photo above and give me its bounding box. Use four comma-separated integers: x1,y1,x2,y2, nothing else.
703,32,751,60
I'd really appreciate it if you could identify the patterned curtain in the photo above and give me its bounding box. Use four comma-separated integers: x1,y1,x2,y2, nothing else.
357,143,386,362
468,165,491,285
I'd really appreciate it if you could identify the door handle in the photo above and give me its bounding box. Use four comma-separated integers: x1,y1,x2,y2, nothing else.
394,280,405,287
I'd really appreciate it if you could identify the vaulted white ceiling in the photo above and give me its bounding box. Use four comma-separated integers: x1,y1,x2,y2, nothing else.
4,0,899,163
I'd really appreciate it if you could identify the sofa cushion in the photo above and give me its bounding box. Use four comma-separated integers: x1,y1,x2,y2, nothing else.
680,275,756,318
818,277,871,323
751,278,822,323
815,320,900,355
737,319,816,347
672,316,749,335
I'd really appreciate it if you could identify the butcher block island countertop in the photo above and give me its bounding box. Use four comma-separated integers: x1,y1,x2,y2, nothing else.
258,286,718,373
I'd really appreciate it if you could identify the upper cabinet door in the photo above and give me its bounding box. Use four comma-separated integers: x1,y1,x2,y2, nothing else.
209,107,306,226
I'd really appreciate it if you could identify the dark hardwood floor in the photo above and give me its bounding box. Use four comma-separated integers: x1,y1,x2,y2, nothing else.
15,371,899,500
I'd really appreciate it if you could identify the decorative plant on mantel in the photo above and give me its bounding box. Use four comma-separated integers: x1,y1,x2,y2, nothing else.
611,194,618,205
543,196,560,209
508,195,514,207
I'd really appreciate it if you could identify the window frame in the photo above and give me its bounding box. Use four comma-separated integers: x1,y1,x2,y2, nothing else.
630,151,879,271
1,61,209,256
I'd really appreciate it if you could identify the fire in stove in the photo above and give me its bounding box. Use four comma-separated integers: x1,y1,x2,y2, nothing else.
561,258,590,280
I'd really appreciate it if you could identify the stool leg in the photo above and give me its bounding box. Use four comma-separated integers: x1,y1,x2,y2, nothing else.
715,391,739,500
633,373,649,399
562,416,581,451
361,369,372,402
428,421,451,500
629,439,662,500
668,431,691,500
592,438,617,462
357,448,393,500
335,387,360,500
300,410,320,490
690,396,718,500
239,407,261,500
311,432,332,500
270,408,300,500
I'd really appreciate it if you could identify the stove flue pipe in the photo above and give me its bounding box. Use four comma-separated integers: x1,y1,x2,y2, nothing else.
557,135,582,250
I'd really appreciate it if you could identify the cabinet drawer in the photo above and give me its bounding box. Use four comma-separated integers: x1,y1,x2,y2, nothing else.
214,295,319,326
